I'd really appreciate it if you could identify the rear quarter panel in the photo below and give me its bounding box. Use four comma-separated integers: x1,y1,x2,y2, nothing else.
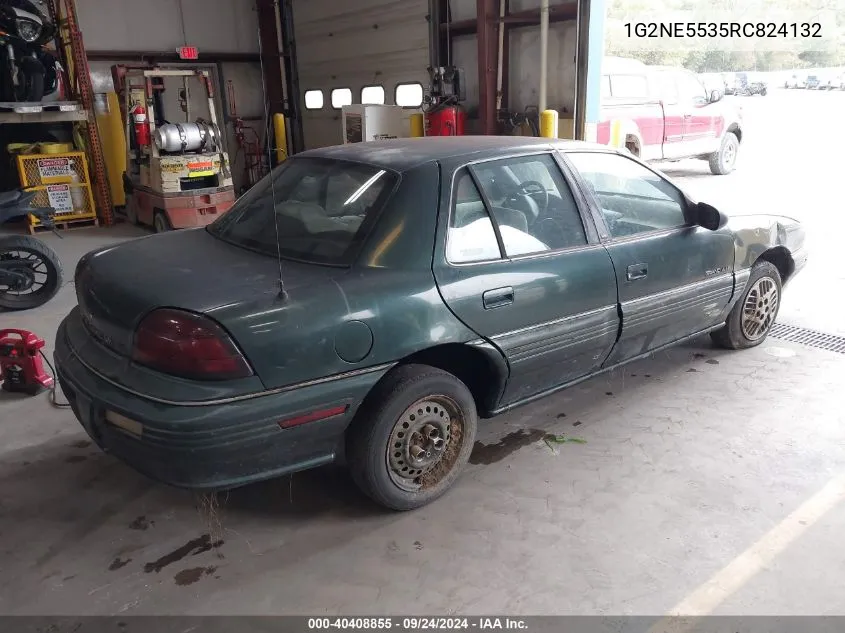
212,162,484,390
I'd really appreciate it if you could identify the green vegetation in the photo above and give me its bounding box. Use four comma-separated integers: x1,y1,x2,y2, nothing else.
604,0,845,71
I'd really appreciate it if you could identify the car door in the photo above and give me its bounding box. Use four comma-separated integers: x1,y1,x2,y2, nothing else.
564,150,735,365
676,70,720,155
432,152,620,406
650,70,685,159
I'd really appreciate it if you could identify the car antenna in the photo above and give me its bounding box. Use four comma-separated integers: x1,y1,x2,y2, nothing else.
257,28,288,301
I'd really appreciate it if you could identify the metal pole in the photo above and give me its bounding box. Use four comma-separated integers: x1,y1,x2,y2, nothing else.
539,0,549,112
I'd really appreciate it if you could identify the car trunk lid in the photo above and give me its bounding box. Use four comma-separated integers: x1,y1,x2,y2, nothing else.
75,228,344,358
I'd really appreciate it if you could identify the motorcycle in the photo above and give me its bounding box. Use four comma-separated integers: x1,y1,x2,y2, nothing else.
0,188,63,310
0,0,62,102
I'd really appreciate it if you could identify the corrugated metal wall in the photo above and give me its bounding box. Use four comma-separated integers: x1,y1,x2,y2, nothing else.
75,0,259,53
292,0,430,149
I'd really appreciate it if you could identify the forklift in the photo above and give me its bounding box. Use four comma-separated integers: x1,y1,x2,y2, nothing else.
112,66,235,232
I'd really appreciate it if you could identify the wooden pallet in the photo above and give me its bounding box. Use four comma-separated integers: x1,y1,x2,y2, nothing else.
29,216,99,234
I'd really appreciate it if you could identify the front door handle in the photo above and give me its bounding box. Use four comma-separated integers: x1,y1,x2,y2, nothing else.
627,263,648,281
483,286,514,309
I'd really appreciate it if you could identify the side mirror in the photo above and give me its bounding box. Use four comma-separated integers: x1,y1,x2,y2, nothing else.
709,89,723,103
694,201,728,231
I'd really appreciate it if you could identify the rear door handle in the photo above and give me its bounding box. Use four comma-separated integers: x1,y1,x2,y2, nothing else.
483,286,514,309
627,263,648,281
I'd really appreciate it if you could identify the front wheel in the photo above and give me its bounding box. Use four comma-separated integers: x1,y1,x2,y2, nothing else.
708,132,739,175
711,261,782,350
346,364,478,511
0,235,63,310
153,211,171,233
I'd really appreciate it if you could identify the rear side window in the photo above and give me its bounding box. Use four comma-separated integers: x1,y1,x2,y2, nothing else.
209,158,397,266
448,170,502,264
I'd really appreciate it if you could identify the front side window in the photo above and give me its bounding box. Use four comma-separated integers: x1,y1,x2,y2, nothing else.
567,152,688,238
676,71,708,104
652,71,678,104
209,158,397,266
472,154,587,256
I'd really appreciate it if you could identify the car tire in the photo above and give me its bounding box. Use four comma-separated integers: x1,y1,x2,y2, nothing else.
346,364,478,511
711,261,782,350
708,132,739,175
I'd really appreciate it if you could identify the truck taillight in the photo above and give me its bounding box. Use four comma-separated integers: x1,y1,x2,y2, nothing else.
132,309,253,381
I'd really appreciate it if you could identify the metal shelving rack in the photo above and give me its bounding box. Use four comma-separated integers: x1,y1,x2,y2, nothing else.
2,0,114,225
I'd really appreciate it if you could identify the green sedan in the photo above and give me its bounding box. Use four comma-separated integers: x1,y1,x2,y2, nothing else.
54,137,807,510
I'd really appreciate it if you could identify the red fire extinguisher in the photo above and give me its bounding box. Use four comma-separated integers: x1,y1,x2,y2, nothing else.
0,329,54,395
131,102,151,147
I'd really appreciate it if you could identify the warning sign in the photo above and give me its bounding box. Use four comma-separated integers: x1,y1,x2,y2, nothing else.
37,157,73,180
46,184,74,214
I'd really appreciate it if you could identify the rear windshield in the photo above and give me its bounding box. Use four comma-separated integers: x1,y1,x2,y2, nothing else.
208,157,398,266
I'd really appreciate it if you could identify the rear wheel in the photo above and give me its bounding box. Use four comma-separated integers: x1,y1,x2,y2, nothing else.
708,132,739,175
0,235,63,310
711,261,781,350
346,364,477,511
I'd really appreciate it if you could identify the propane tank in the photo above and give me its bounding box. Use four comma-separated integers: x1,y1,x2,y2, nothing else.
154,122,221,153
424,105,466,136
131,102,151,147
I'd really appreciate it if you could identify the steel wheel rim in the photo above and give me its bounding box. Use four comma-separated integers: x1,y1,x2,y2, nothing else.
386,395,465,493
0,248,50,296
723,138,737,168
741,276,779,341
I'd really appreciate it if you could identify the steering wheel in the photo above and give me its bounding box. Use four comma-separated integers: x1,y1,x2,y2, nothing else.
536,215,569,247
506,180,549,216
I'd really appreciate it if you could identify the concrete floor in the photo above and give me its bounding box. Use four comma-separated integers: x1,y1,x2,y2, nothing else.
1,89,844,616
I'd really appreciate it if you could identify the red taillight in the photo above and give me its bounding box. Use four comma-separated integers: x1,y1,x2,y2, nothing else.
132,309,253,381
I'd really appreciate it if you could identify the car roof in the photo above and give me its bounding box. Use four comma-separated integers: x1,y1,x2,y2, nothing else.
296,136,605,172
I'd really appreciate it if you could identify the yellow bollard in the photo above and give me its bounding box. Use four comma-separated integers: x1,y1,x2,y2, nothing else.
409,113,425,138
273,113,288,163
609,119,624,148
540,109,558,138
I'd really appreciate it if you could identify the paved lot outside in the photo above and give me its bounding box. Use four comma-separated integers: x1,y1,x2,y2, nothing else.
0,88,844,616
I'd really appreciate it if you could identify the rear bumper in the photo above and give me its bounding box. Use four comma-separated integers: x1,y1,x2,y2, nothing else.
54,316,389,490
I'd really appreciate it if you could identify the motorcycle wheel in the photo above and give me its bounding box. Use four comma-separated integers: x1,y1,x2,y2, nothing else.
19,59,45,102
0,235,63,310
